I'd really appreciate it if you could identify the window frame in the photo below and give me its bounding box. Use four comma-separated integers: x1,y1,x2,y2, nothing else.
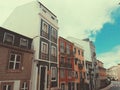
1,82,14,90
51,27,57,38
66,44,70,54
51,46,56,56
20,38,28,48
51,67,57,81
3,32,14,45
8,52,22,71
42,21,48,33
20,81,29,90
41,41,48,54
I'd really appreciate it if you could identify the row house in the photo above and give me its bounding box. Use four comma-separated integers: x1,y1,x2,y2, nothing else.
58,37,74,90
73,43,85,90
67,37,99,90
0,27,33,90
1,1,59,90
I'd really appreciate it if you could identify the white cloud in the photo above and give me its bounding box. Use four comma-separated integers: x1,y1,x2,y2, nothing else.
0,0,119,41
41,0,119,41
97,45,120,68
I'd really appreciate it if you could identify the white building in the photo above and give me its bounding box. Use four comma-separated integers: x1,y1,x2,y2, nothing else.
2,1,59,90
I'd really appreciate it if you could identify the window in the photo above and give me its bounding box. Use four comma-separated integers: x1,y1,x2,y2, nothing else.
78,50,80,55
60,57,65,63
68,70,72,78
1,82,13,90
20,38,28,48
41,42,48,54
60,41,64,53
82,51,84,56
61,83,65,90
51,46,56,56
66,45,70,54
8,53,21,70
51,28,57,38
75,72,78,79
21,82,28,90
4,33,14,45
60,69,65,78
74,48,76,54
51,67,57,81
75,58,78,65
42,21,48,33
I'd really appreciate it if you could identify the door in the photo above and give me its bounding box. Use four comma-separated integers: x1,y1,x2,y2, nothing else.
40,66,46,90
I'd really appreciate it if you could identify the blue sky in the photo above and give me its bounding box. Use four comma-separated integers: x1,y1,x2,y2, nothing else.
95,7,120,54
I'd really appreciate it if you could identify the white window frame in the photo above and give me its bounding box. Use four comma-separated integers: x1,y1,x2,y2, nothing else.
21,82,28,90
3,32,14,44
66,44,70,54
51,46,56,56
51,28,57,38
42,21,48,33
41,42,48,54
9,53,21,70
20,38,28,48
51,67,57,81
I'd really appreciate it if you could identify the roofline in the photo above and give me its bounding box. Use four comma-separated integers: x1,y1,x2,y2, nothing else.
0,27,32,39
38,1,57,18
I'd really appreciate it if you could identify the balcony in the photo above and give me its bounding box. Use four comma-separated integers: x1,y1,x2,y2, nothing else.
41,30,49,39
59,62,72,68
51,55,57,62
51,36,57,43
41,53,49,60
78,63,83,70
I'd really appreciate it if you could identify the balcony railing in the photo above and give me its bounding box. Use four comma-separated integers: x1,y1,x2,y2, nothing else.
78,63,83,70
41,53,49,60
51,55,57,62
59,62,72,68
41,30,49,39
51,36,57,43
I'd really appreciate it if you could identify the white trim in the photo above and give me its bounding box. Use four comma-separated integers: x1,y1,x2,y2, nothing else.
51,67,57,81
20,38,28,48
39,13,59,30
9,53,21,70
3,32,15,45
42,21,48,33
35,59,58,64
41,41,48,54
39,65,47,90
51,45,56,56
40,36,58,46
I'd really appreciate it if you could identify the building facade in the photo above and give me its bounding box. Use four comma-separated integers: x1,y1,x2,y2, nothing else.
58,37,74,90
73,43,85,90
107,64,120,81
0,27,33,90
2,1,59,90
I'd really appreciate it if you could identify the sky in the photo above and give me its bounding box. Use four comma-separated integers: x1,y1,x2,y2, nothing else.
0,0,120,68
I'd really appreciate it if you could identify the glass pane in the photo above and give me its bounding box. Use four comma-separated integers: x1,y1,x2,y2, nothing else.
3,85,6,90
16,55,21,61
9,62,14,69
8,85,11,90
6,34,13,42
10,54,15,61
15,63,20,69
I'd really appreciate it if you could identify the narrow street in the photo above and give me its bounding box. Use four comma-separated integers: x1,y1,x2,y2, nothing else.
109,81,120,90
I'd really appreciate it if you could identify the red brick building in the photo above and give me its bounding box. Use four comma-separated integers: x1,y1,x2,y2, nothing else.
58,37,74,90
0,27,33,90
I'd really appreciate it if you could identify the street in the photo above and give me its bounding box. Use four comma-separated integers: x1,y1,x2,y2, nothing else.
109,81,120,90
